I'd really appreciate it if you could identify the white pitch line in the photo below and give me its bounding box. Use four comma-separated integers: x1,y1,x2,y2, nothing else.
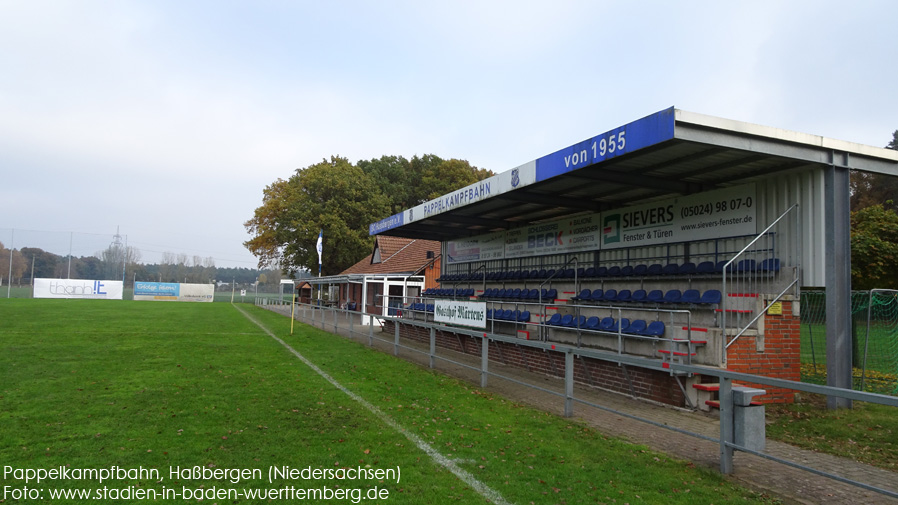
234,305,512,505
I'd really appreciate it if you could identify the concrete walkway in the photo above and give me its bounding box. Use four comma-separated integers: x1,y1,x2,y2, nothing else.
262,304,898,505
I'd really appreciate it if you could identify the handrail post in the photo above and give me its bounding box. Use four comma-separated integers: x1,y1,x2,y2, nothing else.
480,335,489,388
564,351,574,417
719,377,734,474
429,327,436,369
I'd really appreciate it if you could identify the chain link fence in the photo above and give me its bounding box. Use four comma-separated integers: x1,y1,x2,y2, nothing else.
801,289,898,394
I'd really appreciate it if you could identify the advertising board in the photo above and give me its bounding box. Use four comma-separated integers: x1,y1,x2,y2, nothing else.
441,183,757,263
133,282,214,302
34,279,124,300
434,300,487,329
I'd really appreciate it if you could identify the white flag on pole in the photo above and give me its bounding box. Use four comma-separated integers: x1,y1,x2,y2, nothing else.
316,230,323,266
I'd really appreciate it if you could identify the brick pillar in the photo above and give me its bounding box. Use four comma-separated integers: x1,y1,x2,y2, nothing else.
726,300,801,403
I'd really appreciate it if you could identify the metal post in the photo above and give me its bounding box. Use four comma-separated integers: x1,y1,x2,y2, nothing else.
368,315,374,346
349,306,354,338
429,327,436,369
719,377,734,474
394,321,400,356
564,351,574,417
480,336,489,388
824,159,853,409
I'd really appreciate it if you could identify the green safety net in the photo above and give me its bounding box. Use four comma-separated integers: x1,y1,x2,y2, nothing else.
801,290,898,395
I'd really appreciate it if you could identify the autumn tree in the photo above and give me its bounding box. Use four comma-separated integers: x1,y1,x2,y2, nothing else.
244,156,391,276
246,154,493,276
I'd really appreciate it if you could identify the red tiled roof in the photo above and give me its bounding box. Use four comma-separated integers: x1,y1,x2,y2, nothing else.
340,236,440,275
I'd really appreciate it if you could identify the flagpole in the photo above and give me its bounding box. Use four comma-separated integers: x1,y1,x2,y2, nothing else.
316,230,323,306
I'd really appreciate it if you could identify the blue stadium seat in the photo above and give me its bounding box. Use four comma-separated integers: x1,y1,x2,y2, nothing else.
545,288,558,300
759,258,780,272
695,261,716,274
620,265,634,276
642,321,666,337
601,289,618,303
599,317,615,331
633,264,648,276
646,290,664,303
679,262,697,275
590,288,604,301
663,289,682,304
595,266,608,277
737,259,756,272
615,289,632,303
609,318,630,333
681,289,701,304
546,313,562,325
662,263,680,275
585,316,600,329
606,266,621,277
584,267,597,278
631,289,647,303
627,319,647,335
646,264,663,276
559,314,574,327
572,288,592,302
699,290,722,305
518,311,531,323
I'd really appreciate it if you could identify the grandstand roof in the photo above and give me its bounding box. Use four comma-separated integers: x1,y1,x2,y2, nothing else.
370,107,898,242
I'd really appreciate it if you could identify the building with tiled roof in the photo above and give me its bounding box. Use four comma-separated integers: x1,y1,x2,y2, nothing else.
302,236,440,325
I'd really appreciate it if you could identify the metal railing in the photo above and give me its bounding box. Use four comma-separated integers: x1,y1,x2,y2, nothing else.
261,298,898,500
722,204,801,363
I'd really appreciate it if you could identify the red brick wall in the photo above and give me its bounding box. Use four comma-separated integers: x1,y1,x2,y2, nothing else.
384,321,687,407
724,300,801,403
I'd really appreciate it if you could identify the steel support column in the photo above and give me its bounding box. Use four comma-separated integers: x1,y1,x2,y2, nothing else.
824,157,853,409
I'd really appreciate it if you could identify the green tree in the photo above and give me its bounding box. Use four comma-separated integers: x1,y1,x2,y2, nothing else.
20,247,59,280
244,156,391,276
850,203,898,290
358,154,493,213
357,155,415,214
246,154,494,276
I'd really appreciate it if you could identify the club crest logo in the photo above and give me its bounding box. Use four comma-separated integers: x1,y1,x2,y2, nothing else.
511,168,520,188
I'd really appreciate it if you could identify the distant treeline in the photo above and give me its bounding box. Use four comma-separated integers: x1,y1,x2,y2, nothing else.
0,243,306,287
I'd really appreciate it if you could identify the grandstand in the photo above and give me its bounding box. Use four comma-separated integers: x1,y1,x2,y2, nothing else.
363,107,898,409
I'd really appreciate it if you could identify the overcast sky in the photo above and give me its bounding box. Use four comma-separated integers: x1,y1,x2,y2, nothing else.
2,1,896,268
